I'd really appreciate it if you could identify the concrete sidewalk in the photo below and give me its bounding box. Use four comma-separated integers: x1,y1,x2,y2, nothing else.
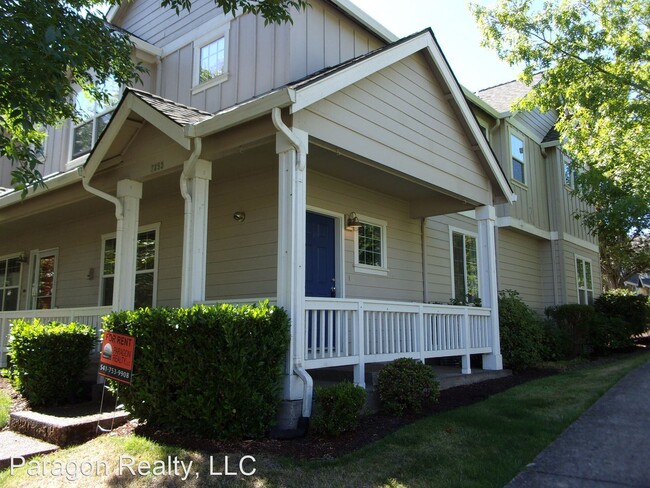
506,360,650,487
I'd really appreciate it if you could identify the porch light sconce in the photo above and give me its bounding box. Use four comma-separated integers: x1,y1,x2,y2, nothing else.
233,211,246,223
346,212,363,230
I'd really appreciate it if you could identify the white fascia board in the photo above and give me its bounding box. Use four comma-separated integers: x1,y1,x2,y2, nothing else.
541,140,560,149
497,216,553,240
329,0,398,43
129,96,189,149
188,88,295,138
462,87,505,120
131,36,163,58
422,38,515,204
0,170,81,210
291,33,430,114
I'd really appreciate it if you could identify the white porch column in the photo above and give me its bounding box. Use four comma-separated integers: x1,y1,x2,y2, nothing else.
276,128,308,400
180,159,212,307
113,179,143,311
476,205,503,370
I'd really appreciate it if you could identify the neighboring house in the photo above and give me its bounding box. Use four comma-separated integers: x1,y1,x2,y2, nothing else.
0,0,598,420
624,273,650,296
465,78,602,312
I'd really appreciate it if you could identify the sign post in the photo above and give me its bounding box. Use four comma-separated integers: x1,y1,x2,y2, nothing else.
98,331,135,384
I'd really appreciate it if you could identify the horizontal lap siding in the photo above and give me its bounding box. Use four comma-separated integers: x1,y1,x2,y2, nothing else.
299,55,490,206
497,229,546,312
205,167,278,300
562,241,601,304
308,171,423,302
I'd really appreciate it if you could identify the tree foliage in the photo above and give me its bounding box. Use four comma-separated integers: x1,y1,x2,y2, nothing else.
471,0,650,239
1,0,307,196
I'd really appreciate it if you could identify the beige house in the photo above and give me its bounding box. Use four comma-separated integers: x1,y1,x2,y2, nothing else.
0,0,599,418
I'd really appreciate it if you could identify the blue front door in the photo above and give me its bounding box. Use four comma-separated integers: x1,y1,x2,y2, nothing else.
305,212,336,297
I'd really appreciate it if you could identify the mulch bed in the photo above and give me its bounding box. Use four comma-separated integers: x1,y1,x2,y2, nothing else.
115,368,556,460
0,377,29,431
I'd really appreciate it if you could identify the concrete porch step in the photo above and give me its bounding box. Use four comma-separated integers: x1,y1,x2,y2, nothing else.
0,431,59,470
9,408,129,447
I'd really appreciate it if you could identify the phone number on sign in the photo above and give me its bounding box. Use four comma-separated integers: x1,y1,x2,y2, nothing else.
99,364,131,380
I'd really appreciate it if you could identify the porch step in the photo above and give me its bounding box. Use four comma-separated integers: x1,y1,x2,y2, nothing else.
0,431,59,470
9,407,129,447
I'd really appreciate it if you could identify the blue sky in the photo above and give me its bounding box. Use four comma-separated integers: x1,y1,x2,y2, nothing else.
349,0,520,92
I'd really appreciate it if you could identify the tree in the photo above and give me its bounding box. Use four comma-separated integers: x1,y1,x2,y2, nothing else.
599,231,650,289
471,0,650,240
0,0,307,196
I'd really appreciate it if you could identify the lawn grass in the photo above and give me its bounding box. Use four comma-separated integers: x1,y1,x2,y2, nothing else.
1,351,648,488
0,390,10,429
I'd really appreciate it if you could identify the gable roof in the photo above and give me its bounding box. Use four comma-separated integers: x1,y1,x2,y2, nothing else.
129,89,212,125
476,73,543,113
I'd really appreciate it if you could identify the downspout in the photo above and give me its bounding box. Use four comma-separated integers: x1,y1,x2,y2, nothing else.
179,137,203,307
271,107,313,419
421,218,429,303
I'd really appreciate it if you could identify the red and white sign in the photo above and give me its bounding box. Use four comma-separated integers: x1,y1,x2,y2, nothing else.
98,331,135,384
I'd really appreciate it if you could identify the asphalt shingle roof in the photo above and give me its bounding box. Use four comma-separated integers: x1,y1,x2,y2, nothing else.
476,73,543,113
128,88,212,126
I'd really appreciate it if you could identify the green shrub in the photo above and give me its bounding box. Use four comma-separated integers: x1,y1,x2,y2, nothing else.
377,358,439,416
8,319,96,406
594,290,650,337
545,304,596,357
498,290,546,370
103,302,290,439
312,381,366,437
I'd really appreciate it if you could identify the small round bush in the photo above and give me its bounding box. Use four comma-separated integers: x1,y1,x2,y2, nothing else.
377,358,439,416
499,290,547,369
312,381,366,437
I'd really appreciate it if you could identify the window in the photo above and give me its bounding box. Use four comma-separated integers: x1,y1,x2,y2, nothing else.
354,218,388,275
29,249,58,310
564,156,575,188
71,78,120,159
0,256,21,311
576,256,594,305
192,26,230,93
510,133,526,184
451,230,479,302
101,227,158,308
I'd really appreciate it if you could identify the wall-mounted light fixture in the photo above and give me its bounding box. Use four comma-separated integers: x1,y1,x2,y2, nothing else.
346,212,363,230
233,211,246,223
17,253,28,264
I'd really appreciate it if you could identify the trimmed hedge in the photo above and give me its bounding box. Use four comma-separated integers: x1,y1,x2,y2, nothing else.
594,290,650,337
377,358,439,416
102,302,290,439
8,319,96,406
312,381,366,437
498,290,547,370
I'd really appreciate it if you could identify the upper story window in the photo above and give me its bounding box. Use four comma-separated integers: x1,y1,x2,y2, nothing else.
71,78,120,160
353,217,388,275
451,229,479,303
192,26,230,94
510,133,526,184
564,156,575,188
576,256,594,305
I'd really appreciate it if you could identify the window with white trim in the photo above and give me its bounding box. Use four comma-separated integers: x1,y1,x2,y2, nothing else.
71,77,120,159
0,255,21,311
451,230,479,302
101,226,158,308
510,132,526,184
576,256,594,305
192,25,230,93
564,156,575,188
354,218,388,274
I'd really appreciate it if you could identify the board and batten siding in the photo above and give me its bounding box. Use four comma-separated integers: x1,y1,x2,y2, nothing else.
295,53,492,207
512,108,557,143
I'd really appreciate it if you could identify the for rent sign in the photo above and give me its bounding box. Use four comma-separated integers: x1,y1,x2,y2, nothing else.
98,332,135,384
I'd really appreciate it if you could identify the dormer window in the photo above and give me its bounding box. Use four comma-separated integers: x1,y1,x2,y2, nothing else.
71,78,120,159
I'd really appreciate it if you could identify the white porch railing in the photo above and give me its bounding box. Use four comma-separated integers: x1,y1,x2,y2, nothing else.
303,298,492,370
0,306,112,367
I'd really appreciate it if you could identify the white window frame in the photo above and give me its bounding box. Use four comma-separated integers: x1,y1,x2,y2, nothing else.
0,253,23,312
575,255,594,305
449,227,480,302
353,215,388,276
192,25,230,95
563,155,575,189
100,223,160,307
510,130,527,186
69,79,121,162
